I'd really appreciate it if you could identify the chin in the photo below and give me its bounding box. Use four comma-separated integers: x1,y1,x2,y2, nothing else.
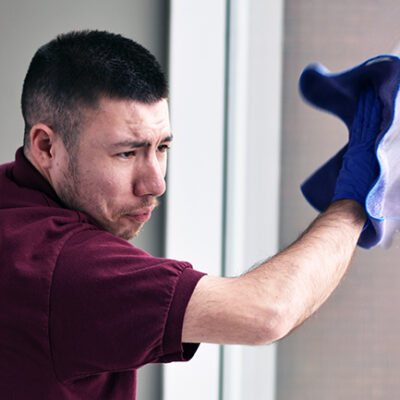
115,225,143,241
118,231,138,241
99,218,143,241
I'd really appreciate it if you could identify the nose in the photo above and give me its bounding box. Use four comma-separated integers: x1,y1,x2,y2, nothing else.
133,155,166,198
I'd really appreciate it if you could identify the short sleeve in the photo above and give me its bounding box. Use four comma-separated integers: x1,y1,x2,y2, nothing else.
49,229,205,382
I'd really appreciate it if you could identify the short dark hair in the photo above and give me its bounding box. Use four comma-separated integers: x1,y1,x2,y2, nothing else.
21,30,168,149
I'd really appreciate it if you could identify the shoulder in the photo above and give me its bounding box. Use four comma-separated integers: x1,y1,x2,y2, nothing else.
55,227,203,288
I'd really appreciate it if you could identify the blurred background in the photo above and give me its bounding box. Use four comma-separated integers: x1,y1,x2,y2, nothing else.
2,0,400,399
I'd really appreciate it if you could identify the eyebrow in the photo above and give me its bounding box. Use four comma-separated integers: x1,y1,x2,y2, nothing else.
111,134,173,149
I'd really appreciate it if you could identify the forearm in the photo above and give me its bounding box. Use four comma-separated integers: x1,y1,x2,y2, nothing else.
182,199,366,345
240,199,366,339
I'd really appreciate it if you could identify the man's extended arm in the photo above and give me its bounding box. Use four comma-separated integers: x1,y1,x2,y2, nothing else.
182,199,365,345
182,89,381,346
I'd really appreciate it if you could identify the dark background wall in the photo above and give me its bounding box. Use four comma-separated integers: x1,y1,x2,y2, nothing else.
0,1,169,398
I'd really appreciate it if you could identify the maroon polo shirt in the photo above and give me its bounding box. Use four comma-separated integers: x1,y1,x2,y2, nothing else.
0,148,205,399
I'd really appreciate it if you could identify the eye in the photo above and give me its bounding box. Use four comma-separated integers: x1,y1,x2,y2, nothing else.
118,150,136,159
158,144,170,153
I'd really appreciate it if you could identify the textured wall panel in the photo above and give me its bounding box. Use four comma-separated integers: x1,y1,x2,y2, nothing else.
278,1,400,399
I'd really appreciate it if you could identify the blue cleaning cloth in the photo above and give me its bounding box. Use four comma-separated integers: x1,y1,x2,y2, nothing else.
299,55,400,249
331,88,382,206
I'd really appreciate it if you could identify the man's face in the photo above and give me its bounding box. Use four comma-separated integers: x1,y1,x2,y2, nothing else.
52,98,171,240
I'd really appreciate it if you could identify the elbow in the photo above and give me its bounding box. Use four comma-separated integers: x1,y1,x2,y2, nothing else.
246,304,296,346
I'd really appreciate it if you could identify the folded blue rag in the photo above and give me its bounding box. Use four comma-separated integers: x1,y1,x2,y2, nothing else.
300,55,400,249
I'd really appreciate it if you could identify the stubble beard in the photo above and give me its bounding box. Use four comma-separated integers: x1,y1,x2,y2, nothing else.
57,152,84,213
56,152,156,240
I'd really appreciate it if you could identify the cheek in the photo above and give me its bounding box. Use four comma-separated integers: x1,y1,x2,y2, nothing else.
76,167,118,203
75,157,136,210
94,169,133,200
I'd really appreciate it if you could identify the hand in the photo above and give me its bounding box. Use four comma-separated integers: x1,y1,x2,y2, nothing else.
331,88,382,206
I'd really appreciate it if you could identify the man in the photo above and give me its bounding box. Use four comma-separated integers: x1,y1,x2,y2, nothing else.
0,30,380,399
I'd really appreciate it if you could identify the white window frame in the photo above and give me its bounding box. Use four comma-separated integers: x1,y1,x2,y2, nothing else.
164,0,283,398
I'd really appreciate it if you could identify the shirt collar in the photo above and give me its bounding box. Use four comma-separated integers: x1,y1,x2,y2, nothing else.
12,147,64,205
10,147,105,229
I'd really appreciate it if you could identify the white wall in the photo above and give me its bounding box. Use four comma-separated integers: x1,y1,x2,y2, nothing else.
164,1,227,398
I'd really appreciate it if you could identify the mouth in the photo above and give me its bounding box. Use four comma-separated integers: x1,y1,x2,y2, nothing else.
126,206,154,223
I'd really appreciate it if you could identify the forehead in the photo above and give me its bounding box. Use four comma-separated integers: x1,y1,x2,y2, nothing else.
81,97,171,145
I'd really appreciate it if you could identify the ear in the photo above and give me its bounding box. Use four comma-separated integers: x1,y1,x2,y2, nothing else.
28,123,58,170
